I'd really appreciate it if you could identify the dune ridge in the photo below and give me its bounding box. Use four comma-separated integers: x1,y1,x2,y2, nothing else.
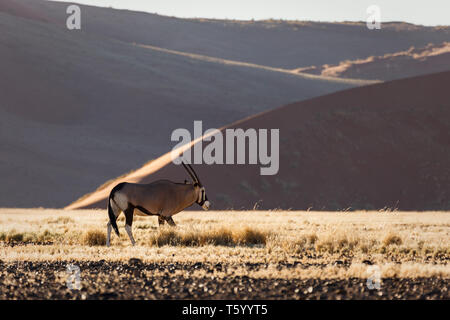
296,42,450,80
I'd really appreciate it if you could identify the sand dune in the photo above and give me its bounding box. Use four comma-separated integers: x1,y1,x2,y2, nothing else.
1,0,449,208
296,42,450,80
68,71,450,211
0,8,361,207
4,0,450,69
0,0,51,22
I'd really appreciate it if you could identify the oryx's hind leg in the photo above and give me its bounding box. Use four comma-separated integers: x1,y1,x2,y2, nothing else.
158,216,166,227
106,221,112,247
107,199,122,247
124,205,136,246
166,217,176,227
158,215,176,227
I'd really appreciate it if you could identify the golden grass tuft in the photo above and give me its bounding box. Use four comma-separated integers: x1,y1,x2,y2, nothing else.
82,230,106,246
233,227,268,245
149,227,268,247
314,232,360,254
383,233,403,246
297,234,318,246
0,230,57,243
45,217,74,224
0,209,449,280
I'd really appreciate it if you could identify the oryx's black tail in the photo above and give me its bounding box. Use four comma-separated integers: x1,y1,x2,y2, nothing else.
107,183,126,236
108,199,120,237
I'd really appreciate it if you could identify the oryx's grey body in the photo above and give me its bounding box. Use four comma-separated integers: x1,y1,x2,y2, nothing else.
114,180,199,217
106,163,210,246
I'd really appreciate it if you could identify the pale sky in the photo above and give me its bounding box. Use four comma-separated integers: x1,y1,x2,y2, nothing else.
51,0,450,26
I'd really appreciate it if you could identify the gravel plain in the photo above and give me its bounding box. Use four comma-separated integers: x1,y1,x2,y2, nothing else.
0,260,448,300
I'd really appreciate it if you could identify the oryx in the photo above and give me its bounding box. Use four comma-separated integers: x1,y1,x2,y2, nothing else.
106,162,210,246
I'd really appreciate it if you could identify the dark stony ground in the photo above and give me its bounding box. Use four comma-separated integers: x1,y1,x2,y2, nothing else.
0,260,448,300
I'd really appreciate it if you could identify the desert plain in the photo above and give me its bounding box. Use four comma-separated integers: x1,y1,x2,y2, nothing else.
0,208,448,299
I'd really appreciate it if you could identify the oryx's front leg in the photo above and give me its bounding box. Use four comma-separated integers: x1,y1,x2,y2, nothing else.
166,217,176,227
158,215,176,227
124,206,136,246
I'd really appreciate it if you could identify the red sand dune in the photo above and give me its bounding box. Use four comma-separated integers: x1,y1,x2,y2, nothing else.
68,71,450,211
2,0,449,208
0,0,51,22
0,5,361,208
296,42,450,81
3,0,450,69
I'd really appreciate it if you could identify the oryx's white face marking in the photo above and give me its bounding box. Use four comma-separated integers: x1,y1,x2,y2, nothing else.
198,186,210,210
199,187,205,199
113,192,128,211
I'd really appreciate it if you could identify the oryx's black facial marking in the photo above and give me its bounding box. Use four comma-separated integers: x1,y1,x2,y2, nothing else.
197,188,207,206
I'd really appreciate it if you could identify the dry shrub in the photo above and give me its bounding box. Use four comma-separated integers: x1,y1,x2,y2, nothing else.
150,229,180,246
149,227,268,247
82,230,106,246
5,232,24,242
383,233,403,246
307,234,319,244
46,217,74,224
290,234,319,253
0,230,57,243
299,233,318,246
315,232,359,254
233,227,267,245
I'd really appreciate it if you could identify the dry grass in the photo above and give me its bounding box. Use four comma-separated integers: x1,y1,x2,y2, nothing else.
0,230,57,243
383,233,403,246
149,226,268,247
0,209,449,279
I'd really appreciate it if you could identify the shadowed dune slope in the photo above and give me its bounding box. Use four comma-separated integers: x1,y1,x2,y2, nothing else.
0,10,361,207
3,0,450,69
69,71,450,211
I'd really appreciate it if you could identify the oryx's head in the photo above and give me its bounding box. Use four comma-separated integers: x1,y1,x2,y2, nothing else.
182,161,210,210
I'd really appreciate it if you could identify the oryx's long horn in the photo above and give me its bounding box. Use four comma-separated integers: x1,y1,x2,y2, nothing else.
186,163,202,186
182,161,198,183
